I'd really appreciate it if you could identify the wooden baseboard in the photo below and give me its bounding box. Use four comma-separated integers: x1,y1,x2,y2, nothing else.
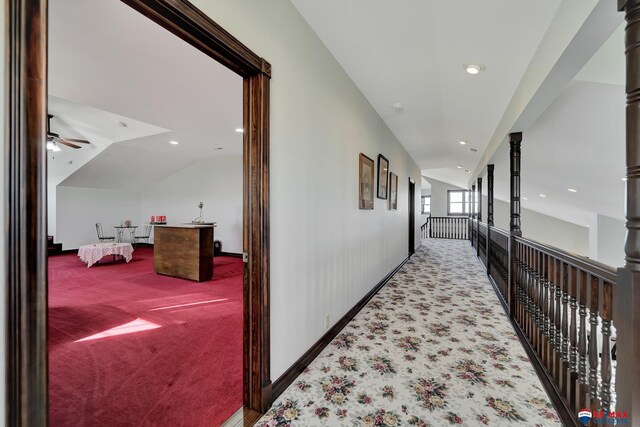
220,252,243,258
270,254,411,402
486,274,577,427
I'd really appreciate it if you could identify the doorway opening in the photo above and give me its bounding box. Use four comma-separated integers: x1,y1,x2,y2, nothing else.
6,0,271,424
408,178,416,255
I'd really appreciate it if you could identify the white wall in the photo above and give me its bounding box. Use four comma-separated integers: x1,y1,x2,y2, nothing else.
589,213,625,268
56,187,142,250
491,197,589,256
141,155,243,253
192,0,422,379
425,177,466,217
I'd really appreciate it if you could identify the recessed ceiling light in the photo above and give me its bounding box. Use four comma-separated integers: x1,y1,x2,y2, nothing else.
464,169,471,173
457,165,463,169
214,147,224,150
118,121,128,128
459,140,467,145
470,148,478,153
392,103,404,111
622,177,628,181
464,64,485,75
522,197,528,201
235,128,244,133
170,140,179,145
568,188,577,193
539,194,546,198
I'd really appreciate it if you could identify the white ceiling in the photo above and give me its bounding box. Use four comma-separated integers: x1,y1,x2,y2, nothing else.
289,0,563,177
49,0,242,190
289,0,626,228
490,80,625,227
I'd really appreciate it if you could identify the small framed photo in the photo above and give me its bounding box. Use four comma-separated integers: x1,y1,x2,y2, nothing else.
359,153,375,209
377,154,389,199
389,172,398,210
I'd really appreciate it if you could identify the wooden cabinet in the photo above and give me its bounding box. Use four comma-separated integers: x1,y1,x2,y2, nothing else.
153,225,215,282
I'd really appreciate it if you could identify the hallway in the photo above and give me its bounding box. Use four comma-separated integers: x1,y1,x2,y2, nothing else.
258,239,561,426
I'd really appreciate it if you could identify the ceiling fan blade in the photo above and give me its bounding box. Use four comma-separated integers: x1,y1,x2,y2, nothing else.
64,138,91,144
57,139,82,149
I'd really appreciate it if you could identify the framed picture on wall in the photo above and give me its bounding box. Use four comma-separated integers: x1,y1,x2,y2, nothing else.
359,153,375,209
389,172,398,210
377,154,389,199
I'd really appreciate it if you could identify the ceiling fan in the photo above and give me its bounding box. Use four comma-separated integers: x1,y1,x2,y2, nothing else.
46,114,91,151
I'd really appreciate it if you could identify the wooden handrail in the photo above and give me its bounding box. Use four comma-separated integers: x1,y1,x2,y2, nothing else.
513,235,616,283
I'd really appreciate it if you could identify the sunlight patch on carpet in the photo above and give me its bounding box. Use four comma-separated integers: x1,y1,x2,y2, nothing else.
75,318,161,342
148,298,228,311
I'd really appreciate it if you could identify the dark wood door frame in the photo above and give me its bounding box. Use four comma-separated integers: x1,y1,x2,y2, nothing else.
408,178,416,255
5,0,272,424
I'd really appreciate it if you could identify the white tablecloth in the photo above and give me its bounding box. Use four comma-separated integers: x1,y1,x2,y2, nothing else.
78,243,134,267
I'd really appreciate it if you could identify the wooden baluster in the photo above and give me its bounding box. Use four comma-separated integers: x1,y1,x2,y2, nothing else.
561,262,570,397
518,243,525,325
456,218,460,239
541,253,549,364
520,244,529,335
589,275,600,412
527,247,536,340
530,247,536,341
527,246,533,339
520,245,528,328
600,281,613,413
569,266,578,409
535,250,543,354
578,270,588,411
524,244,530,330
548,256,556,375
554,258,563,385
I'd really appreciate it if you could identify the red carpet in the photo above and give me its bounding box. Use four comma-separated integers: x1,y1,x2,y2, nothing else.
48,247,243,426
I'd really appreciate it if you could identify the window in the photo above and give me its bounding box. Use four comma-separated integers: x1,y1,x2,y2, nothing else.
447,190,472,216
422,196,431,215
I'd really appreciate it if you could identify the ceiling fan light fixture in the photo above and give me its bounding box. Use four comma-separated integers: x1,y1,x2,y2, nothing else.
52,143,62,152
46,141,55,151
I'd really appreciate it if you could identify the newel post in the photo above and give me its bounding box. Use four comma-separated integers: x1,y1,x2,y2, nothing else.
616,1,640,422
508,132,522,315
477,178,482,257
487,164,494,276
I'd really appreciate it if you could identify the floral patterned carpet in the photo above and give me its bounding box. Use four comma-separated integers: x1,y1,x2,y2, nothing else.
257,239,561,426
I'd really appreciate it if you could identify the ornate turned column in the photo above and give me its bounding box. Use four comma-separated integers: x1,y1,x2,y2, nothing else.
509,132,522,236
616,1,640,423
477,178,482,257
478,177,483,222
508,132,523,315
487,164,494,276
487,165,494,226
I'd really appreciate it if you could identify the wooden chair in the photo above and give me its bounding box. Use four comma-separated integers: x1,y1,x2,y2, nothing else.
134,225,152,246
95,222,115,242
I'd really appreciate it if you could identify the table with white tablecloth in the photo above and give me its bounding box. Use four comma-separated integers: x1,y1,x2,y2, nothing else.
78,243,134,267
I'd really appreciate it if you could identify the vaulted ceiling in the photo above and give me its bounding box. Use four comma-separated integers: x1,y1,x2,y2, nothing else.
290,0,625,226
49,0,242,191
